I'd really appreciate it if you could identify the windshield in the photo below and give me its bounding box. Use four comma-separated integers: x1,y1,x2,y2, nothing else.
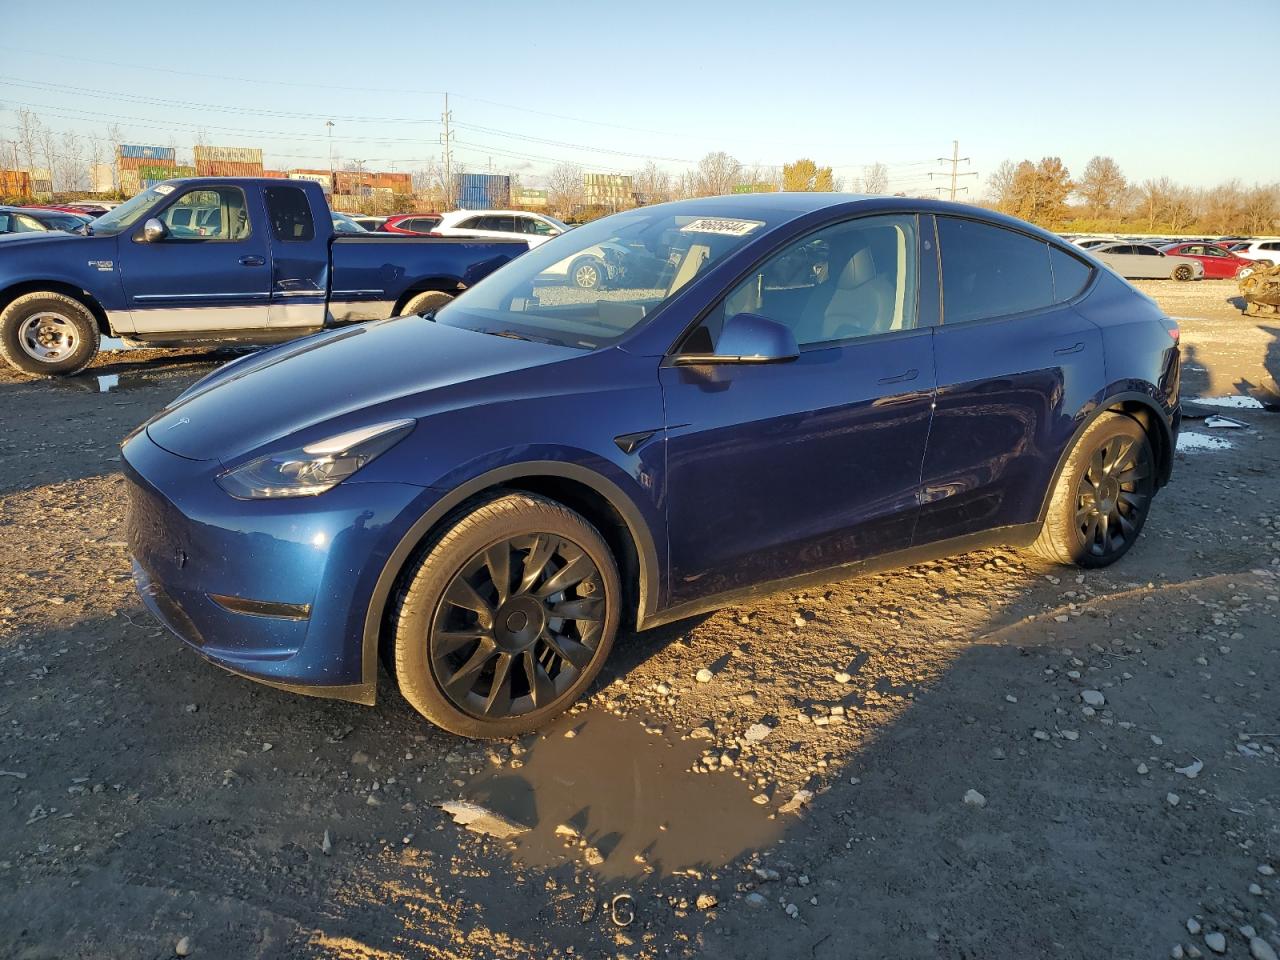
332,212,368,234
434,206,772,349
87,185,174,236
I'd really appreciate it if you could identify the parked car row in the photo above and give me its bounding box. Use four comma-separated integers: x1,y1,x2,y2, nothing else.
0,205,93,235
336,209,569,246
1066,232,1277,280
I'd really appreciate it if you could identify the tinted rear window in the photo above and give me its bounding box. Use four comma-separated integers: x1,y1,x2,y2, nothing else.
1049,246,1092,302
264,186,315,242
938,217,1054,323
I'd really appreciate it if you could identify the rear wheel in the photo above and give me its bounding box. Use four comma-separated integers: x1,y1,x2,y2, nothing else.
397,290,454,317
0,291,100,377
1029,412,1155,568
1173,264,1194,281
392,493,620,738
569,257,604,290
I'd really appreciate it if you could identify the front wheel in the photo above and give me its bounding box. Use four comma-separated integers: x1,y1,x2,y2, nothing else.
392,493,621,738
569,257,605,291
1029,412,1156,568
0,291,101,376
1173,264,1194,282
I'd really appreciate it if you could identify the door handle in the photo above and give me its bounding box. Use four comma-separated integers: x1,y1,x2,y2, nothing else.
1053,342,1084,356
877,368,919,385
238,255,266,267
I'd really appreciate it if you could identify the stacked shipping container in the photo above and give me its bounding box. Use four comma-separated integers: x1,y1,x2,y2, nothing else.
194,146,264,178
0,169,33,195
453,173,511,209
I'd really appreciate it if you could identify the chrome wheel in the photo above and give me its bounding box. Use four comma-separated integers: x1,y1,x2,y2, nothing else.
429,533,606,719
18,312,79,363
1075,435,1153,560
573,261,601,289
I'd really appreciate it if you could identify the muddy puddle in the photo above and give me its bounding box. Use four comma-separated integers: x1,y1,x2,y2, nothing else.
463,709,783,879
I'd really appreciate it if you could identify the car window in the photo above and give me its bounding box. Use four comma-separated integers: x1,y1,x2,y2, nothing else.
0,212,8,232
682,214,920,352
521,217,558,236
456,216,483,230
1202,246,1226,258
1264,242,1280,252
937,217,1054,323
160,187,250,240
480,215,515,232
12,214,45,233
1137,246,1160,256
264,186,315,242
1049,246,1092,302
1181,245,1203,256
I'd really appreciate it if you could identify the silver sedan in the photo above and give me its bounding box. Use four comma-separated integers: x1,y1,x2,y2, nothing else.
1090,242,1205,281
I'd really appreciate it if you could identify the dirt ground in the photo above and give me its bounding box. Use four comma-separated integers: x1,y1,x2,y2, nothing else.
1,279,1277,960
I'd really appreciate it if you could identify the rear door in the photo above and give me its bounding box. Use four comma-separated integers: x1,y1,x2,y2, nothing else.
117,184,270,333
262,184,327,330
661,213,936,605
915,215,1102,544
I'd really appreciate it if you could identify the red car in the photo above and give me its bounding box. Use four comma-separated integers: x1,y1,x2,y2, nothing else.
1158,242,1255,279
381,213,442,235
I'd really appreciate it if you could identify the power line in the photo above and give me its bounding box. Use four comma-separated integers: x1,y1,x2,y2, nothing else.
929,140,978,200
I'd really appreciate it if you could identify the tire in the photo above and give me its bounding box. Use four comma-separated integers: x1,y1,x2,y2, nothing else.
1238,265,1255,279
1172,264,1194,282
397,290,454,317
568,257,604,291
0,291,101,377
1029,412,1156,568
392,492,621,738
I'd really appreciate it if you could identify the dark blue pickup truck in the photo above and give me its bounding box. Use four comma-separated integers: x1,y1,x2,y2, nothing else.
0,177,527,376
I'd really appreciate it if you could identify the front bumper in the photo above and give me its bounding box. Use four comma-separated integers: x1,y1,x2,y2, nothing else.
123,429,434,703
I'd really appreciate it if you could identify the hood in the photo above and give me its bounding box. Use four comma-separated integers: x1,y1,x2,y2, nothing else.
145,317,581,462
0,230,88,249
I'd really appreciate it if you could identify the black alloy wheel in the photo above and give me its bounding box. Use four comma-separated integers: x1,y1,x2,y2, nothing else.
430,533,605,718
1074,432,1152,561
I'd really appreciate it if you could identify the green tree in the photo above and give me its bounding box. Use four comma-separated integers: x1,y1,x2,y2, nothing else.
1007,157,1074,227
782,158,834,192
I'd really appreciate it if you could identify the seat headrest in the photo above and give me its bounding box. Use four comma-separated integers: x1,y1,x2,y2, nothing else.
837,247,875,289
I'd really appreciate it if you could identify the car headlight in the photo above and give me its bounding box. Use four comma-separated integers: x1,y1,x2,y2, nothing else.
216,419,415,499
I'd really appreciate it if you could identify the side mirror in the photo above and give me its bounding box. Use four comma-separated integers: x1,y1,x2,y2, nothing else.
673,313,800,365
141,217,168,243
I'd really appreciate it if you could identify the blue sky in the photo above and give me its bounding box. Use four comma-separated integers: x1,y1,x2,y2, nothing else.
1,0,1274,193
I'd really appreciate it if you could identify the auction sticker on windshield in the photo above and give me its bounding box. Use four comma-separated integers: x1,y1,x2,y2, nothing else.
679,218,764,237
153,184,175,195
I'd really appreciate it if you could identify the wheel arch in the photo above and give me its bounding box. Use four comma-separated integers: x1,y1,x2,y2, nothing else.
391,277,465,317
0,281,112,335
1036,391,1174,525
360,461,661,697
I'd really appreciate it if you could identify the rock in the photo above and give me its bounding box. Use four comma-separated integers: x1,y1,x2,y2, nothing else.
184,704,198,713
752,794,770,805
778,790,813,815
834,671,852,684
1033,730,1050,741
1138,763,1150,775
696,893,718,911
555,823,579,838
351,751,369,765
1188,919,1202,936
695,668,714,684
744,723,772,743
1172,946,1185,959
1260,864,1276,877
1081,690,1105,707
655,683,671,696
583,846,604,866
1204,931,1226,954
1061,730,1080,741
1175,759,1204,779
785,903,799,918
1251,936,1279,960
321,829,332,855
1005,694,1018,703
963,789,987,808
175,937,192,957
1249,884,1264,896
753,866,780,882
744,892,768,908
1167,793,1181,807
261,742,272,752
439,801,529,839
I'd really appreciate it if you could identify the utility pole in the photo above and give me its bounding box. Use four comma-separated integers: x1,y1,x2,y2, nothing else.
439,92,454,208
326,120,334,181
929,140,977,200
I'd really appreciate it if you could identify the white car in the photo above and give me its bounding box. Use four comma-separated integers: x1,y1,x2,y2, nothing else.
433,210,568,248
1071,236,1115,249
1227,240,1280,267
1090,242,1205,281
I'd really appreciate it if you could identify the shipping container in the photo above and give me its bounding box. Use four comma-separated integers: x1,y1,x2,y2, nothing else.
137,163,193,181
0,169,32,195
193,145,263,165
119,170,141,194
117,155,177,172
513,188,549,208
119,144,175,161
262,169,288,179
289,172,332,191
453,173,511,210
194,159,265,178
89,164,114,193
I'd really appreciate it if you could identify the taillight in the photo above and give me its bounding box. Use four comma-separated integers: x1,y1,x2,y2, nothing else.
426,231,442,237
1160,318,1180,342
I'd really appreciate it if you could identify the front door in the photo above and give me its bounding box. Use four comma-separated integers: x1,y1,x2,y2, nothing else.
915,215,1103,543
117,184,270,333
661,213,936,606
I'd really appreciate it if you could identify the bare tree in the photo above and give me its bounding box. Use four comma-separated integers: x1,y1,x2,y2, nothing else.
547,162,584,217
861,161,889,195
1077,156,1127,218
16,109,40,177
1241,183,1279,236
633,161,671,204
693,151,741,196
986,159,1018,212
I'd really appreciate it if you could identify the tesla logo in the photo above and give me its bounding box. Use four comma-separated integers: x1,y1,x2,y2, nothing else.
167,417,190,430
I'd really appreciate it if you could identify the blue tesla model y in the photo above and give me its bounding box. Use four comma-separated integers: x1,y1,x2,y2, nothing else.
123,194,1181,737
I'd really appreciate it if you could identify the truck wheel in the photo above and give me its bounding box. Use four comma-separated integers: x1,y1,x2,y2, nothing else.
398,291,454,317
0,292,101,377
1172,264,1194,282
392,492,620,738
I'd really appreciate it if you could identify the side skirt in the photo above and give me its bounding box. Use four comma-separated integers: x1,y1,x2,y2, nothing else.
636,523,1041,632
121,327,323,348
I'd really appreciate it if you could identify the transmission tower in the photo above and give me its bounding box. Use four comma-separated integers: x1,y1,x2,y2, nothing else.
929,140,977,200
